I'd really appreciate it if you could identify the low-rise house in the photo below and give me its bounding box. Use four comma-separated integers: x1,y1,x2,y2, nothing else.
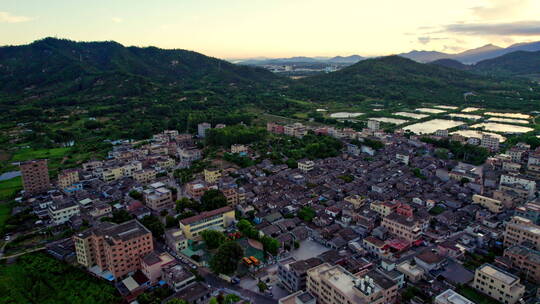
141,252,175,284
48,200,81,225
396,260,424,283
162,264,197,292
165,228,188,253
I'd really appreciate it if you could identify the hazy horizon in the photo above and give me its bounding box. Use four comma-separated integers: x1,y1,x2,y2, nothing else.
2,0,540,59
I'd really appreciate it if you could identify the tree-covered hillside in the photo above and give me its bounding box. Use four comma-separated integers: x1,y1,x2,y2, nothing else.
286,55,538,110
473,50,540,79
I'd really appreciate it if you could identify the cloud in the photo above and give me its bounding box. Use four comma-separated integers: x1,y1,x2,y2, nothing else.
417,37,448,45
470,0,531,20
443,20,540,36
0,11,33,23
111,17,123,23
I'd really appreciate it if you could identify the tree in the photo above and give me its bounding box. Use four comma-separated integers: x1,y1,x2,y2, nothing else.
166,299,188,304
261,235,280,256
201,189,228,211
165,215,177,228
201,230,226,249
209,241,244,274
101,209,133,224
129,190,143,200
140,215,165,239
297,206,316,222
257,280,268,292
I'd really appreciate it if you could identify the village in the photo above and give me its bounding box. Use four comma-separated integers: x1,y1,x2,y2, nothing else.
2,117,540,304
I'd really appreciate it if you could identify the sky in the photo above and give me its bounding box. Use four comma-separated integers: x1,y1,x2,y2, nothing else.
1,0,540,59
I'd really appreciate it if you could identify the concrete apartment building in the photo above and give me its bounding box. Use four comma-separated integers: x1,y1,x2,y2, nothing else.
434,289,474,304
298,160,315,173
143,182,174,211
367,119,380,131
185,180,207,199
473,194,503,213
179,206,235,239
20,159,50,195
504,216,540,250
278,257,323,292
307,263,398,304
499,174,536,200
74,220,154,279
141,251,175,284
515,201,540,225
48,200,81,225
57,168,79,189
162,264,196,292
481,134,500,151
197,122,211,138
284,123,307,138
231,144,248,154
133,168,157,184
279,291,316,304
204,168,222,183
267,122,285,134
179,147,202,162
381,213,426,244
503,245,540,283
472,264,525,304
221,186,245,206
165,228,188,253
102,166,123,182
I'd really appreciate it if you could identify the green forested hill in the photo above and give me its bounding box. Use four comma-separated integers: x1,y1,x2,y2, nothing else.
286,55,537,109
0,37,281,95
473,50,540,79
0,38,293,145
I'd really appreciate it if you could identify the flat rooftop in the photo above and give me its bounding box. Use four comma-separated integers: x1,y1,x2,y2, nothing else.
479,264,518,285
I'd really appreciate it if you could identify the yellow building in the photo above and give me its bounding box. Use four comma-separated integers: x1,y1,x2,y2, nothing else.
344,195,366,209
179,206,235,239
102,167,123,182
370,201,397,217
204,168,222,183
472,194,503,213
58,169,79,189
157,157,175,170
120,161,143,177
133,169,157,184
472,264,525,304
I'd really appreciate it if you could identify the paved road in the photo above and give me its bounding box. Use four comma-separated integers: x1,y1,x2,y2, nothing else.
200,268,277,304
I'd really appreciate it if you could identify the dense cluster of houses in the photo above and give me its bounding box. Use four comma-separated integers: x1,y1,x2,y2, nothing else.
15,119,540,304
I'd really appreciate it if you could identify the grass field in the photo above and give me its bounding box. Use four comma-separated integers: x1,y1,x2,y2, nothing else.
0,201,13,233
10,147,72,163
0,177,22,201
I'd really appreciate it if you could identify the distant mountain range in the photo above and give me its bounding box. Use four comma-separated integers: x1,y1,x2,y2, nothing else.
237,55,365,65
236,41,540,67
399,41,540,64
